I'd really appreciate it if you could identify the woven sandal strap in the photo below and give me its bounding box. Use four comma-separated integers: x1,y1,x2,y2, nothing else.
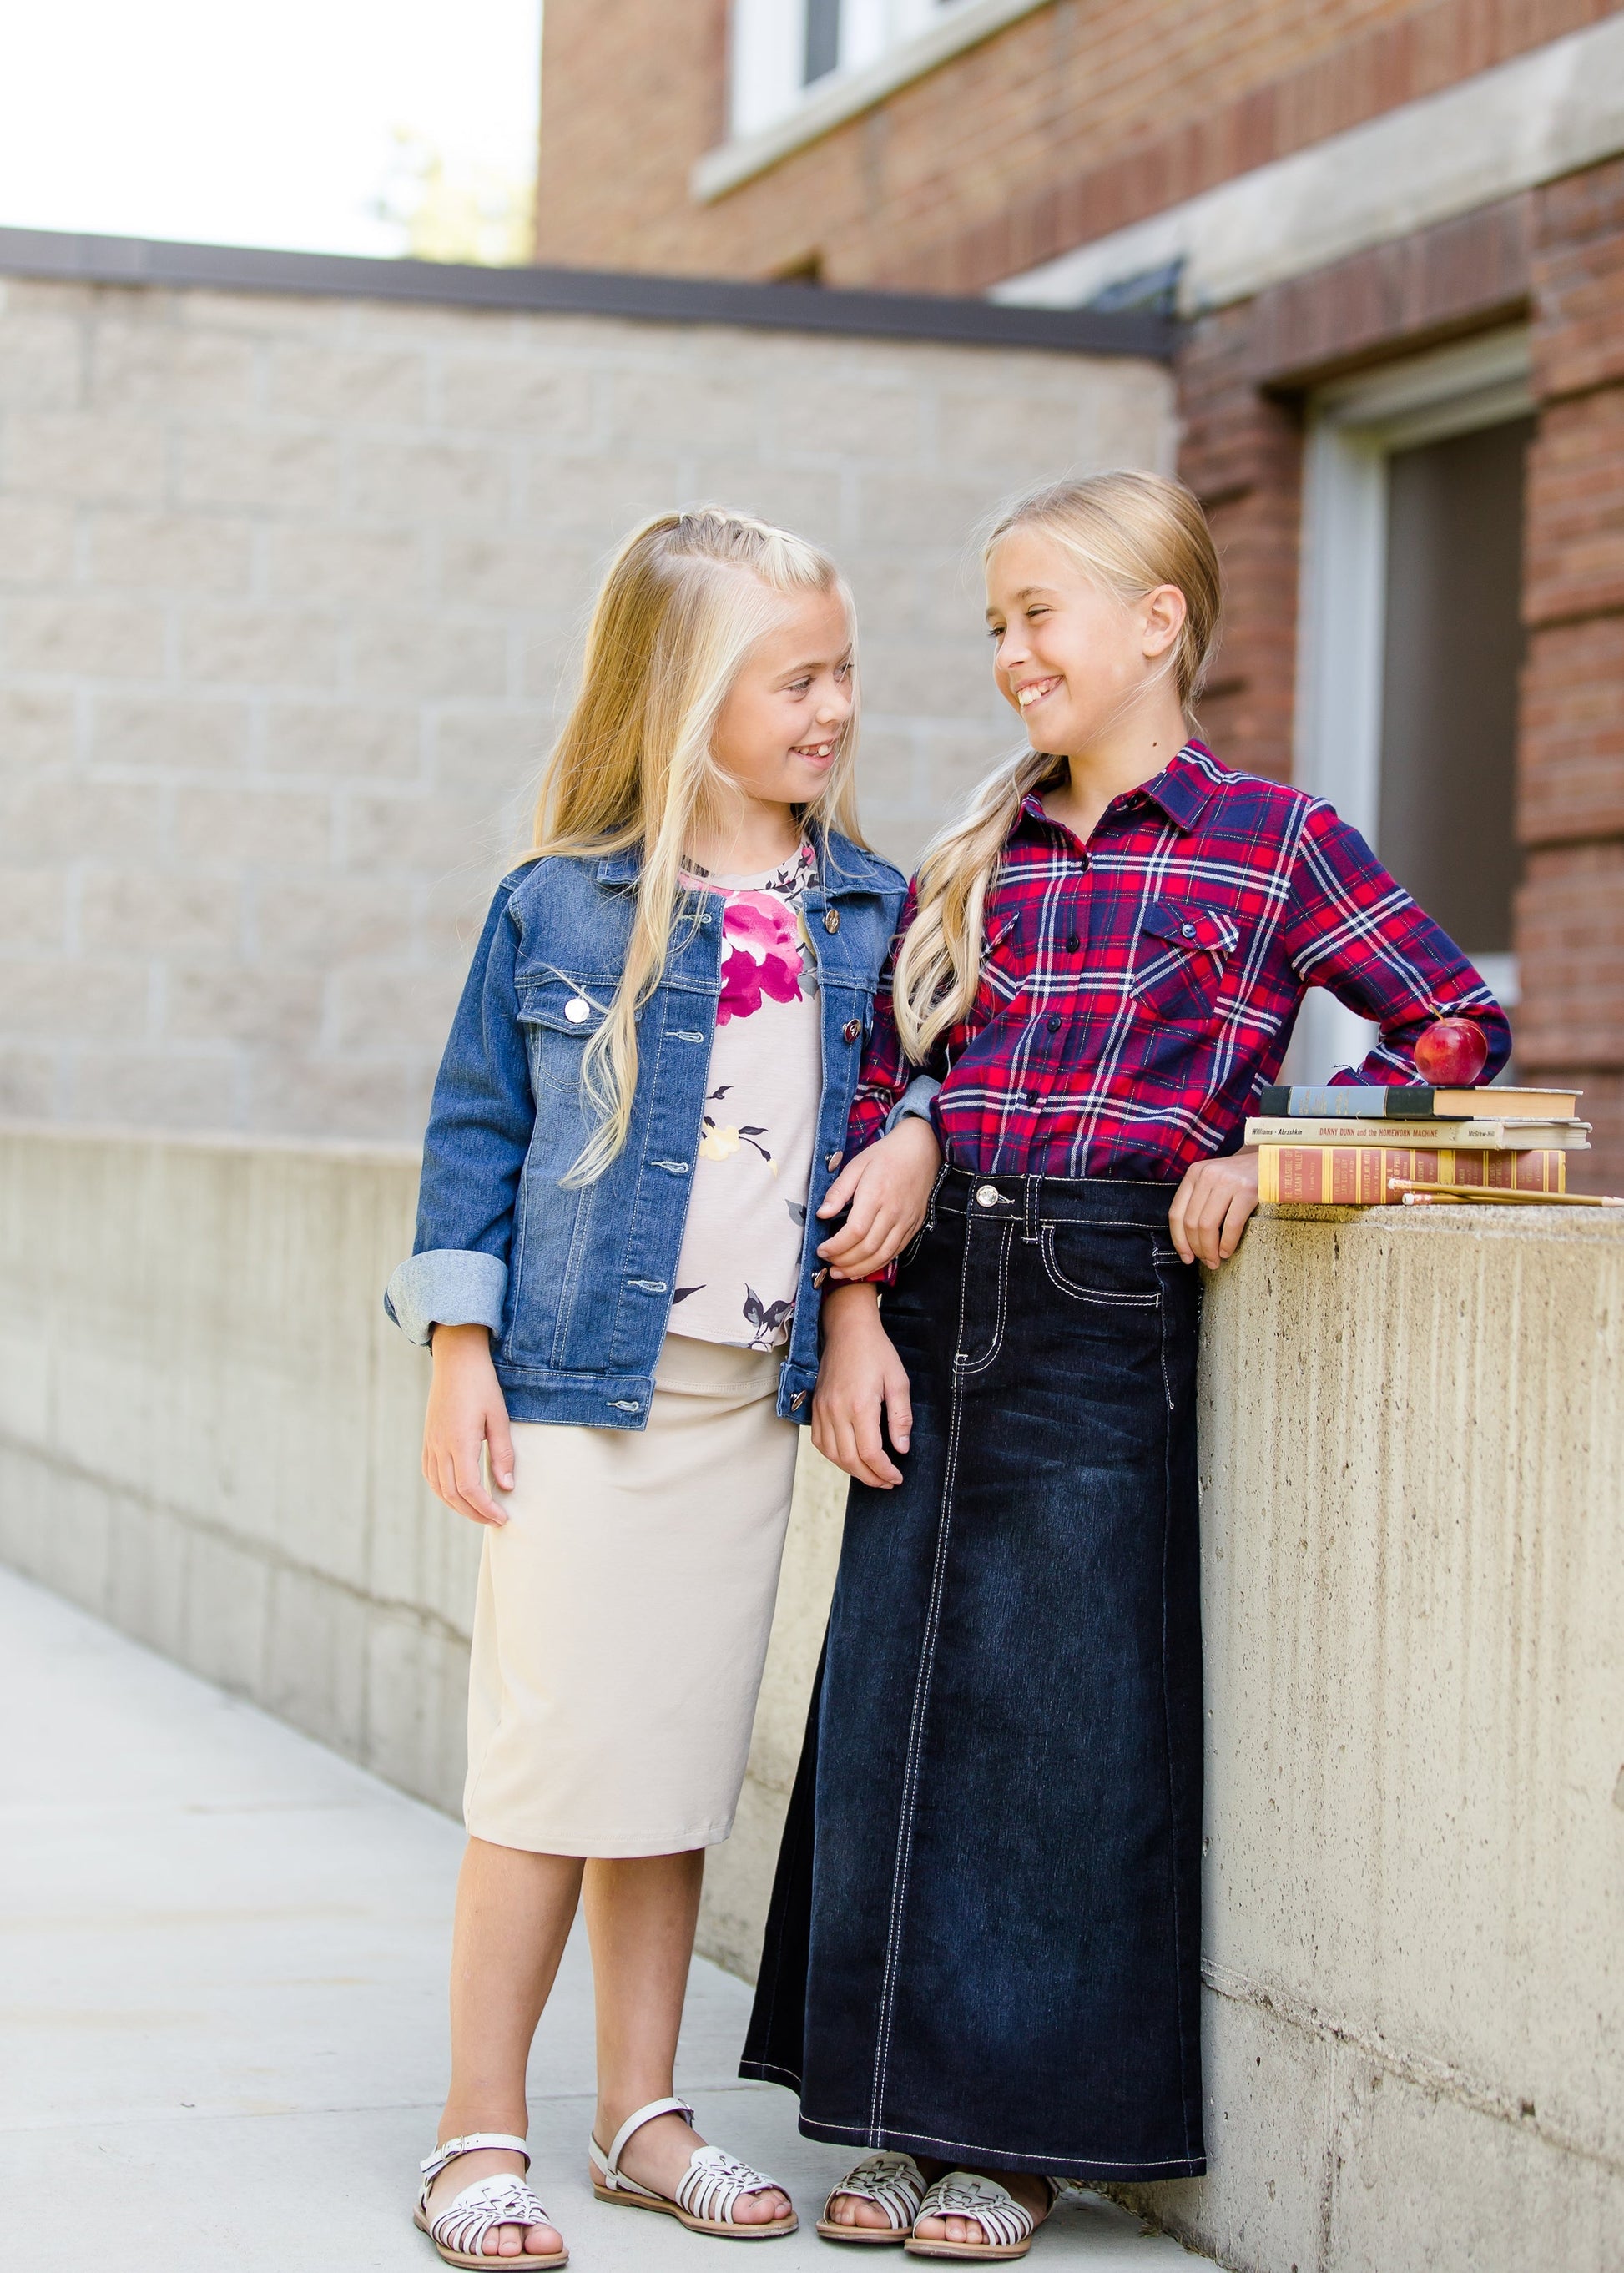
420,2133,530,2185
917,2173,1033,2251
825,2154,925,2230
430,2175,553,2253
678,2144,783,2225
598,2095,697,2182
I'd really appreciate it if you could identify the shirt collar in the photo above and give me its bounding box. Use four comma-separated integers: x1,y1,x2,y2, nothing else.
1016,741,1219,840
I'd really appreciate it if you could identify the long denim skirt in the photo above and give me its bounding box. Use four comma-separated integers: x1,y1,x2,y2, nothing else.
741,1169,1205,2180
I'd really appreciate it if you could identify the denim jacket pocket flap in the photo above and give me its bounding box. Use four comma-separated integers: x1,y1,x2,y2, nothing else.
516,970,612,1036
1141,900,1239,958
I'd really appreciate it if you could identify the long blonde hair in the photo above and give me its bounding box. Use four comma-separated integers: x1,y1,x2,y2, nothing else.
891,470,1223,1064
530,507,865,1183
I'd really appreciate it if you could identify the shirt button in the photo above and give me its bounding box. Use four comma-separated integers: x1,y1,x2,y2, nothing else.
1066,935,1079,952
823,908,840,934
843,1017,860,1042
976,1183,1001,1208
1183,923,1196,939
1046,1015,1061,1034
825,1150,843,1172
1025,1089,1040,1105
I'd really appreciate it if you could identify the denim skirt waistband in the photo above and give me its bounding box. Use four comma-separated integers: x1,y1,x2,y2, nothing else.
931,1163,1183,1231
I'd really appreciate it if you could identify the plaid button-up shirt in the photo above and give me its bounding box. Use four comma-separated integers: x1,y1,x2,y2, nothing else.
849,742,1511,1182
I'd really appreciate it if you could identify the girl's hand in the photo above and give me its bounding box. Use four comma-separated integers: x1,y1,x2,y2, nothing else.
811,1283,914,1489
1169,1149,1259,1268
817,1116,941,1281
423,1323,516,1525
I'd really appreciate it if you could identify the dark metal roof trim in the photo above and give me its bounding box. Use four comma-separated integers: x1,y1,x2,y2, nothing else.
0,225,1177,360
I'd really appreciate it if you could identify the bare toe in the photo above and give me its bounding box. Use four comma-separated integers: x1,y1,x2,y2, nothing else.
524,2224,564,2255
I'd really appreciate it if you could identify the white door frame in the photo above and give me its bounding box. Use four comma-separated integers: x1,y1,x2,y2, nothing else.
1284,326,1533,1080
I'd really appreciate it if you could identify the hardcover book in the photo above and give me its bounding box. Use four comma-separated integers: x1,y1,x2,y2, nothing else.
1246,1117,1589,1151
1258,1147,1568,1206
1257,1085,1580,1121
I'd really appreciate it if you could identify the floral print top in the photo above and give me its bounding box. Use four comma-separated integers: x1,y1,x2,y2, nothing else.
670,844,822,1351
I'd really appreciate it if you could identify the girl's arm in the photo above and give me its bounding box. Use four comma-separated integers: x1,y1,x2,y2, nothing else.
385,879,537,1525
1175,804,1514,1271
811,1283,915,1489
817,885,946,1280
386,880,536,1346
1282,803,1514,1081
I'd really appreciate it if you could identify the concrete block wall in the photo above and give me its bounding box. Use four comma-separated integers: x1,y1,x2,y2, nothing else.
0,1121,836,1979
0,262,1172,1144
3,1123,1621,2270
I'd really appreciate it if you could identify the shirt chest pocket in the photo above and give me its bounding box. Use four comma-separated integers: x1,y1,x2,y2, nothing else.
1130,900,1241,1026
516,971,613,1096
970,907,1027,1026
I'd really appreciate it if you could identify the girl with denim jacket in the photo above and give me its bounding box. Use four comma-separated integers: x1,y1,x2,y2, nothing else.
741,473,1510,2255
385,510,922,2266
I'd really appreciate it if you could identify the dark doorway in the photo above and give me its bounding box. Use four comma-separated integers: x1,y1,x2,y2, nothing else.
1377,415,1534,960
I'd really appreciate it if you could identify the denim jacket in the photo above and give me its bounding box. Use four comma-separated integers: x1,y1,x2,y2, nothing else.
385,828,906,1428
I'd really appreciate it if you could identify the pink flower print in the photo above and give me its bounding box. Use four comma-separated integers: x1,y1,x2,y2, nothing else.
716,890,807,1023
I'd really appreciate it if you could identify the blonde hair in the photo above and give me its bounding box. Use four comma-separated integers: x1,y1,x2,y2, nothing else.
530,507,865,1183
891,470,1223,1065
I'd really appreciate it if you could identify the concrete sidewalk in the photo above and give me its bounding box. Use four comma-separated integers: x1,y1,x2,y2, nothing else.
0,1567,1190,2271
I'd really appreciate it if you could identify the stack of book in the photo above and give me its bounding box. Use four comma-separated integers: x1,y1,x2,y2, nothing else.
1247,1081,1589,1207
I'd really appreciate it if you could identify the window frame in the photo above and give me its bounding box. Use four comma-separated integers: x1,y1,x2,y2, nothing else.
709,0,1051,198
1284,326,1533,1081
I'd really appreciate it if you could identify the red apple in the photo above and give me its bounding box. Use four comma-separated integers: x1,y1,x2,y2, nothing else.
1414,1016,1489,1086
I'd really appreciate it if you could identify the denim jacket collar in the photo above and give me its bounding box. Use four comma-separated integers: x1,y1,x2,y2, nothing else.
593,823,895,900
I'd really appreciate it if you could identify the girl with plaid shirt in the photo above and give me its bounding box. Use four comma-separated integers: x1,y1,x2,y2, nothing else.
740,472,1509,2249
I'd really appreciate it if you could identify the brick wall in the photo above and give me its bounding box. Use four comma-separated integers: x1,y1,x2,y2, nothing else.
1173,163,1624,1188
1516,154,1624,1186
0,267,1171,1142
535,0,1621,292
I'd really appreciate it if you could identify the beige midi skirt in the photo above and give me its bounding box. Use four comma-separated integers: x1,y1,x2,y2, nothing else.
464,1333,800,1857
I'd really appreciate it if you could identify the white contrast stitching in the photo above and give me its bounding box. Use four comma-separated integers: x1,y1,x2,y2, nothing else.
1038,1224,1163,1307
868,1217,977,2140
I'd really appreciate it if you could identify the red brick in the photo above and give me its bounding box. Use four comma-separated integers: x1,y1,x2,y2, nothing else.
1513,843,1624,1070
534,0,1611,292
1522,387,1624,626
1518,617,1624,844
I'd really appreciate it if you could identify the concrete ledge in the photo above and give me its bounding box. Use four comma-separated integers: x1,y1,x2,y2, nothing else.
2,1130,1621,2268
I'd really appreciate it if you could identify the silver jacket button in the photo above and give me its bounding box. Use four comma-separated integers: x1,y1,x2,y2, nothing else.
823,908,840,933
976,1182,1001,1207
564,998,591,1024
843,1017,861,1042
826,1149,844,1172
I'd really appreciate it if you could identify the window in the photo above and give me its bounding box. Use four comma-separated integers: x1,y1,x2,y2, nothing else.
729,0,949,138
1286,330,1533,1081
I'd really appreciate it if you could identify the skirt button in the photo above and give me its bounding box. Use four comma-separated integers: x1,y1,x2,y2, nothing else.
976,1182,1001,1207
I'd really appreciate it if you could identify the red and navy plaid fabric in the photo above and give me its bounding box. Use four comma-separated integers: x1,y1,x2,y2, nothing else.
850,741,1512,1182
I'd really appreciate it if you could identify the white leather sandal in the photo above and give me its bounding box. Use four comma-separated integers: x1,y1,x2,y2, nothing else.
588,2094,798,2239
817,2151,926,2243
415,2133,567,2269
905,2170,1059,2261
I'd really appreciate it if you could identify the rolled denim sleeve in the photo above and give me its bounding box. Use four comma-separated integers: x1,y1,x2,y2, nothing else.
884,1073,942,1133
383,877,536,1347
